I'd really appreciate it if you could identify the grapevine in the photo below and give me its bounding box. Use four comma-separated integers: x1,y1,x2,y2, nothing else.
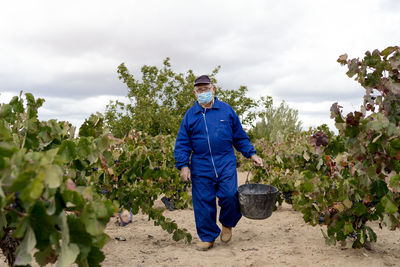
243,46,400,248
0,93,191,267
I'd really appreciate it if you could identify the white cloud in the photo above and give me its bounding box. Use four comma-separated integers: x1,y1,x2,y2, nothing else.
0,0,399,132
285,99,364,131
0,91,128,129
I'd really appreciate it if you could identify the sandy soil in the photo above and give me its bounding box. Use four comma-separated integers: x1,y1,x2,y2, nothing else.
1,172,400,267
101,172,400,267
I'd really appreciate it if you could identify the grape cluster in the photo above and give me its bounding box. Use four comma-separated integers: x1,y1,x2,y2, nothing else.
311,131,329,147
345,111,363,126
318,214,326,225
282,191,293,204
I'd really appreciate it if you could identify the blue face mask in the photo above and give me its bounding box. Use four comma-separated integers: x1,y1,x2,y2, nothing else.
197,91,213,104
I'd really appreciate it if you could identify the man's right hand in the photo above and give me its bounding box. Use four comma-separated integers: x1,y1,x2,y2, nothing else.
180,167,191,182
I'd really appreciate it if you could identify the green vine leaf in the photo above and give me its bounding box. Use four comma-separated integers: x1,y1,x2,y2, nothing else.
15,227,36,266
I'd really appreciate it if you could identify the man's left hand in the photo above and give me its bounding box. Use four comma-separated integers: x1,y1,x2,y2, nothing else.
251,154,263,167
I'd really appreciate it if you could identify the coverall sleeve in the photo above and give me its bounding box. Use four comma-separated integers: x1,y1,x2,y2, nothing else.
231,108,256,158
174,114,192,170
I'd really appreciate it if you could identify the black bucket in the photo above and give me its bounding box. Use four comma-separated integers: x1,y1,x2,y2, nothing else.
238,170,279,220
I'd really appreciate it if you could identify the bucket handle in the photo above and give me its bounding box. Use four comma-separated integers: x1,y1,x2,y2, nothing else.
245,167,272,193
245,168,252,184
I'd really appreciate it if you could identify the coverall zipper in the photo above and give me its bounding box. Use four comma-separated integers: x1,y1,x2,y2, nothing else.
202,110,219,178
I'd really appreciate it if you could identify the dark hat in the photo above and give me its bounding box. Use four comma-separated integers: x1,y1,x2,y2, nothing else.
194,75,212,86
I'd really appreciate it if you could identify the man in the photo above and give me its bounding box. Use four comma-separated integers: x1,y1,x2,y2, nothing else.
174,75,262,251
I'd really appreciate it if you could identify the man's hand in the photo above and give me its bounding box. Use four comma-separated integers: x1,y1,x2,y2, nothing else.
251,154,263,167
180,166,191,182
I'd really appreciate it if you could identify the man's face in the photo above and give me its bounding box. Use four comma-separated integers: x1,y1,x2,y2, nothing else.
193,83,215,101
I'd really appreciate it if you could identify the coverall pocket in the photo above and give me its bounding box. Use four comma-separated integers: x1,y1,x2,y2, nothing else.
216,120,232,140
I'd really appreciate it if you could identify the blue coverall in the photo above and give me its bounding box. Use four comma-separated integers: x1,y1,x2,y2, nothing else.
174,97,256,242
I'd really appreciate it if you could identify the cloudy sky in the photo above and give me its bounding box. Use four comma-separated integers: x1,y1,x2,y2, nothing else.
0,0,399,131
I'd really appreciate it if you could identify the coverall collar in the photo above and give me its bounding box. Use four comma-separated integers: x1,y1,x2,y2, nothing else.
194,97,222,114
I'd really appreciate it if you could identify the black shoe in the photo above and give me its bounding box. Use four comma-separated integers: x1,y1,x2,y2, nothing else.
161,196,175,211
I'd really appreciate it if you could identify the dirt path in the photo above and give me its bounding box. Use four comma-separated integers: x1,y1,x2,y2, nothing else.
102,172,400,267
1,172,399,267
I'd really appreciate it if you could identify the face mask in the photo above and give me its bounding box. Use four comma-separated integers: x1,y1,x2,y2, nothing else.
197,91,213,104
